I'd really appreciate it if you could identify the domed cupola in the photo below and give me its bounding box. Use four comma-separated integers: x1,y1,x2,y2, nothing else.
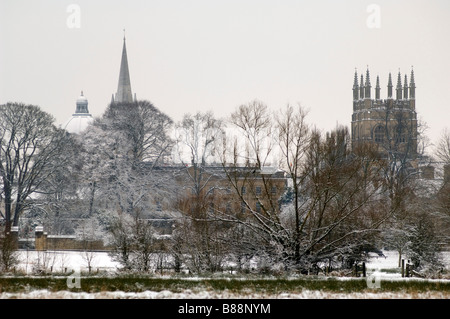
75,91,89,113
63,91,94,134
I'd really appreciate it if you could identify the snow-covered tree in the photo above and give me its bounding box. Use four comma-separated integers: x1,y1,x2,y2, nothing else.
80,100,175,220
407,211,443,273
75,100,176,270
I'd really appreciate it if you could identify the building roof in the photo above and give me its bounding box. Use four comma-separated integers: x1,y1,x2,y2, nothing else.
64,114,94,134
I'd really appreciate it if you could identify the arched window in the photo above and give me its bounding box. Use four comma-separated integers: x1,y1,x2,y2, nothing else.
373,125,385,143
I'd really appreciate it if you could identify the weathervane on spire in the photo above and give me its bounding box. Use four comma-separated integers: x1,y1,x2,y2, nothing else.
123,28,126,41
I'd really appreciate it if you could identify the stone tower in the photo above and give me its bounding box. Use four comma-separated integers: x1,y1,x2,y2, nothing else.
112,33,135,104
351,68,418,158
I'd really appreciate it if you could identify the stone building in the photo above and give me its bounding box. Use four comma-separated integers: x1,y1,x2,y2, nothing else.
174,165,287,217
351,68,418,159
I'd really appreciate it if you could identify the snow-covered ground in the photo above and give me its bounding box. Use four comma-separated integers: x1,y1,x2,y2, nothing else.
14,249,120,274
12,249,450,277
1,249,449,299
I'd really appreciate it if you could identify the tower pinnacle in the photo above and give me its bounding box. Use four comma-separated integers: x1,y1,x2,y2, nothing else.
364,68,371,99
410,68,416,99
375,75,380,100
387,72,393,98
404,74,409,99
353,69,359,100
396,71,402,100
360,74,364,99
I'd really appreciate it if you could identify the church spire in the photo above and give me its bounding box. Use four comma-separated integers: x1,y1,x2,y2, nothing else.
114,33,133,103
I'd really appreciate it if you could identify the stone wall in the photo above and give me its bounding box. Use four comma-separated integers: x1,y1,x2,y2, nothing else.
33,226,109,251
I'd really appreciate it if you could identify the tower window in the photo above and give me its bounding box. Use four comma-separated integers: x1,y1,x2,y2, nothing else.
394,125,406,143
373,125,385,143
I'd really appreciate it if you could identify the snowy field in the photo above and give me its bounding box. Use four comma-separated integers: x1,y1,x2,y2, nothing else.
1,249,449,299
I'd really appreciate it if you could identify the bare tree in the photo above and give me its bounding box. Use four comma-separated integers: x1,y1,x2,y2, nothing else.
275,104,310,264
22,133,85,236
433,128,450,250
375,103,422,209
0,103,67,235
173,111,228,273
104,100,174,165
435,128,450,164
174,111,224,195
298,128,388,270
107,212,134,271
228,100,275,168
213,101,389,272
375,107,431,265
0,234,19,272
107,209,157,272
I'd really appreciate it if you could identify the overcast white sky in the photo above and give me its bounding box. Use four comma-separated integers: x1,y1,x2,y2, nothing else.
0,0,449,155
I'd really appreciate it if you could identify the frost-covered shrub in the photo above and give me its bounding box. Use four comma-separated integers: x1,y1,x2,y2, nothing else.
407,213,444,275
